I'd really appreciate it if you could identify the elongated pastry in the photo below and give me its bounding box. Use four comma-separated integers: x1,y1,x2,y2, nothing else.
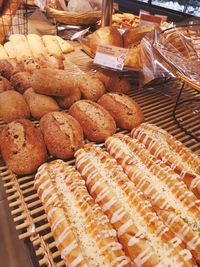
35,160,131,267
75,145,195,267
4,42,16,59
0,44,8,60
131,123,200,176
105,134,200,263
26,34,48,58
42,35,63,59
9,34,33,61
54,36,74,54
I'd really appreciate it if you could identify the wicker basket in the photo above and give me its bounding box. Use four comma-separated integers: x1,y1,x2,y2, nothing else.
47,5,101,25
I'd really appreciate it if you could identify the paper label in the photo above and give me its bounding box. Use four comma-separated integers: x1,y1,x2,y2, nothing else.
140,13,162,26
93,45,128,70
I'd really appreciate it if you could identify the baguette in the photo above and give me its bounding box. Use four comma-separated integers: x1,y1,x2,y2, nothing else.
0,119,47,175
69,100,116,142
131,123,200,197
75,145,195,266
40,112,84,160
35,160,131,267
97,93,144,130
105,134,200,262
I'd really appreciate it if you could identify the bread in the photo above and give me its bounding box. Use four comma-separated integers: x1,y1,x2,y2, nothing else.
54,36,74,54
0,44,8,60
42,35,63,59
94,70,131,94
9,34,33,61
131,123,200,198
24,88,60,120
11,68,77,96
124,45,142,69
75,144,195,266
98,93,144,130
89,27,123,55
34,160,131,267
0,91,30,122
123,25,155,48
105,134,200,262
40,112,84,160
10,72,32,94
56,86,81,109
69,100,116,142
0,76,13,93
78,74,106,102
0,119,47,175
0,59,24,79
4,42,16,59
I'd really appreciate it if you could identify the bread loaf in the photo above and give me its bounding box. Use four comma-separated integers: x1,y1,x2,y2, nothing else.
35,160,131,267
78,74,106,102
0,59,24,79
10,72,32,94
40,112,84,160
56,86,81,109
89,27,123,55
0,119,47,175
0,76,13,93
94,70,131,94
0,91,30,122
105,134,200,263
24,88,60,120
69,100,116,142
75,144,195,266
98,93,144,130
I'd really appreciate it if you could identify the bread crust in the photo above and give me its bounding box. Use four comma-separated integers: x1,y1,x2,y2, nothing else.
98,93,144,130
69,100,116,142
0,119,47,175
56,86,81,109
0,59,24,79
10,72,32,93
0,75,13,93
40,112,84,160
0,91,30,122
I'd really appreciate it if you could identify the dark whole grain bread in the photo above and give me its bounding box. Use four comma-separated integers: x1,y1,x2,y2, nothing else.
40,112,84,160
69,100,116,142
0,119,48,175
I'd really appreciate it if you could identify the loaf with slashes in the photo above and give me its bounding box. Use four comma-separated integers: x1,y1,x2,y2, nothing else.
34,160,131,267
75,144,196,267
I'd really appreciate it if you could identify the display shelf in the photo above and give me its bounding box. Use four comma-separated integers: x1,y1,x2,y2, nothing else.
0,46,199,267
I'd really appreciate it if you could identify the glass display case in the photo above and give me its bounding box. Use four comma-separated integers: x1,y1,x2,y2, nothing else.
186,0,200,16
151,0,185,12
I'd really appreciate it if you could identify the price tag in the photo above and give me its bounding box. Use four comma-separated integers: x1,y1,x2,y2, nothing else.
93,45,128,70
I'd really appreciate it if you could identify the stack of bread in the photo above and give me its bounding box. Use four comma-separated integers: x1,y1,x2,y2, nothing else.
33,123,200,266
84,25,156,69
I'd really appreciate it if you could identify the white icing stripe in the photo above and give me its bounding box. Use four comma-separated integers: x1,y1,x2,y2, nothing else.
102,198,117,212
134,247,153,267
70,255,84,267
111,208,126,224
118,220,133,237
61,240,78,259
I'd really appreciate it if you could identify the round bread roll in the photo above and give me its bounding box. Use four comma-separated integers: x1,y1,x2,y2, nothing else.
0,76,13,93
89,27,123,55
0,91,30,122
123,25,155,48
94,70,131,94
97,93,144,130
24,88,60,120
40,112,84,160
69,100,116,142
0,119,47,175
78,74,106,102
56,86,81,109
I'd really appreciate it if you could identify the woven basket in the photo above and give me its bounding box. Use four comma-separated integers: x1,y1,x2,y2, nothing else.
47,5,101,25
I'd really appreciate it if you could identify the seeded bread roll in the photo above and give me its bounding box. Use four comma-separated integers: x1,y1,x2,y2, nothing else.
89,26,123,55
24,88,60,120
69,100,116,142
98,93,144,130
94,70,131,94
56,86,81,109
40,112,84,160
0,91,30,122
0,76,13,93
78,74,106,102
0,119,47,175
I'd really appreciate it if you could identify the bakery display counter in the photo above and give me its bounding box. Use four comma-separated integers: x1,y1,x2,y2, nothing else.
0,43,199,267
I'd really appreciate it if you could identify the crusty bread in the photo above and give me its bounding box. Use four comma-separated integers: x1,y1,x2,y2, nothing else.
56,86,81,109
11,68,77,96
69,100,116,142
94,70,131,94
0,91,30,122
75,144,195,266
40,112,84,160
98,93,144,130
123,25,155,48
0,119,47,175
78,74,105,102
24,88,60,120
0,59,24,79
89,26,123,55
0,76,13,93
